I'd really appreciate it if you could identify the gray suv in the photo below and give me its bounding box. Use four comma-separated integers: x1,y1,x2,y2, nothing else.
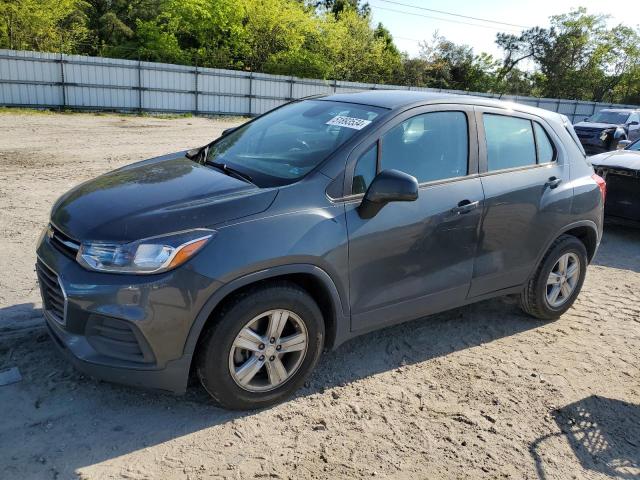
37,91,605,409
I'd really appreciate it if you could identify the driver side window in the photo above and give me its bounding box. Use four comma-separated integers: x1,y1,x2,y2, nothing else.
352,144,378,195
380,111,469,183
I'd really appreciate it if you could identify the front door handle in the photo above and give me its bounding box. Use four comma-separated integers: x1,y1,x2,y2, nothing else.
545,176,562,189
451,199,480,215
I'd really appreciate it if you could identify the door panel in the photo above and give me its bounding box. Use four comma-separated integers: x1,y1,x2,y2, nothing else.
468,107,574,297
347,178,484,332
343,105,484,332
468,164,573,296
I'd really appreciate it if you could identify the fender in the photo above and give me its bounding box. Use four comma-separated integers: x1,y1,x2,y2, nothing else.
182,263,350,359
530,219,600,280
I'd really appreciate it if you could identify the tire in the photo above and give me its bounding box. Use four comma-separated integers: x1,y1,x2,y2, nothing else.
520,234,588,320
196,282,324,410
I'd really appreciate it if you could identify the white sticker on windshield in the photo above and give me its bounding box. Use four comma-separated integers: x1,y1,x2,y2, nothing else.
326,115,372,130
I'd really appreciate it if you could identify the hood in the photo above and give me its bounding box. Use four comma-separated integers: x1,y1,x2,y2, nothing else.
51,152,277,242
589,149,640,170
574,121,623,130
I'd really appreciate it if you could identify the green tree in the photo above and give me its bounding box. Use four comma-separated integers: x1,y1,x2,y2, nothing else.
0,0,88,52
495,8,640,101
240,0,320,73
321,9,402,83
315,0,370,18
81,1,164,54
412,33,498,92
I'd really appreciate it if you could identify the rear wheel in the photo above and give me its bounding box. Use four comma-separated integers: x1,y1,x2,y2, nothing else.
520,235,588,320
196,282,324,410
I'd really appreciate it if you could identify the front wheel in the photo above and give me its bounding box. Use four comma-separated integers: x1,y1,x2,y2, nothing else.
196,282,324,410
520,235,588,320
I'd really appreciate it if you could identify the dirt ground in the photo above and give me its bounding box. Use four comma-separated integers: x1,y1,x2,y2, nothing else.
0,111,639,480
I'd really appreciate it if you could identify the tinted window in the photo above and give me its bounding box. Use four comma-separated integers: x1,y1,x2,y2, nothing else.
353,144,377,194
380,111,468,183
628,139,640,151
484,115,536,171
629,113,640,124
533,122,555,163
207,100,384,187
587,110,630,124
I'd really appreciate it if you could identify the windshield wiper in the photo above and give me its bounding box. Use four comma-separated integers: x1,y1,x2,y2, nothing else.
206,160,255,185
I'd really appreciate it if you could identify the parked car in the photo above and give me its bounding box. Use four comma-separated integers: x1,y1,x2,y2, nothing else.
573,108,640,154
37,91,605,409
591,138,640,224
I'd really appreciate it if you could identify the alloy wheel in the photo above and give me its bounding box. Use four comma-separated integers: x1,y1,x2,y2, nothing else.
546,252,581,308
228,309,308,392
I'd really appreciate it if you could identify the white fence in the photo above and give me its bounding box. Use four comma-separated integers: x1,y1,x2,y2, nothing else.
1,49,638,121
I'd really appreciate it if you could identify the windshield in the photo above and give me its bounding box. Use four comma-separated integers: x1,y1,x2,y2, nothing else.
207,100,385,187
627,139,640,151
586,111,630,125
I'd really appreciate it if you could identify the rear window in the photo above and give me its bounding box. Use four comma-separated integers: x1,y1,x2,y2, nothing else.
484,114,557,171
484,115,536,171
533,123,555,163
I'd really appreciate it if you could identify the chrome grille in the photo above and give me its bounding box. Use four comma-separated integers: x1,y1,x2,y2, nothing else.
574,128,600,139
48,224,80,258
36,259,66,324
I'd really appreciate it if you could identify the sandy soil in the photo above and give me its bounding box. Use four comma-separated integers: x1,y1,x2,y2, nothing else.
0,111,639,480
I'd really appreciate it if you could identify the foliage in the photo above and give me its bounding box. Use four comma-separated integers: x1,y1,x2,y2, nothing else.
316,0,370,18
0,0,89,52
1,1,639,104
496,8,640,102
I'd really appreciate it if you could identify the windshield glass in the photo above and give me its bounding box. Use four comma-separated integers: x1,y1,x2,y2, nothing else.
627,139,640,151
207,100,385,187
587,111,630,124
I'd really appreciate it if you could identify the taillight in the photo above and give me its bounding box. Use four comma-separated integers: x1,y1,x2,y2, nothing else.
592,173,606,204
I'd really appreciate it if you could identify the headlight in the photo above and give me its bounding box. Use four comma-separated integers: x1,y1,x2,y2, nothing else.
77,229,215,274
600,129,613,142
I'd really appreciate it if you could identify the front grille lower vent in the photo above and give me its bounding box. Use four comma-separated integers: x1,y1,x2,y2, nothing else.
36,259,66,324
86,315,155,364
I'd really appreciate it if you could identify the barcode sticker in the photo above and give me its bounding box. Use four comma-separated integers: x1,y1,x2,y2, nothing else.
326,115,372,130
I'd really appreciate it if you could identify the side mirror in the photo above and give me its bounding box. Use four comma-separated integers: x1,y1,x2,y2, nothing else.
185,146,204,160
628,121,639,126
222,126,238,136
185,145,208,162
617,139,632,150
358,169,418,219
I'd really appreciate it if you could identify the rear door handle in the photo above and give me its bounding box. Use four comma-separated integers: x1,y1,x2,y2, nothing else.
451,200,480,215
545,176,562,189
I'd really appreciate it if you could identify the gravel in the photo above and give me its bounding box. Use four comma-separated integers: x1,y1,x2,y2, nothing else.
0,111,639,480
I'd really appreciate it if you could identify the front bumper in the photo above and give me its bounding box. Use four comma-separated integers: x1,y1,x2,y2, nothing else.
576,130,621,154
578,135,608,154
36,230,220,393
601,171,640,223
45,313,193,393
